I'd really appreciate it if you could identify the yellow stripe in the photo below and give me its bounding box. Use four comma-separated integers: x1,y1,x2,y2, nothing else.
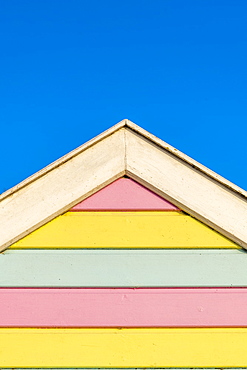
11,212,237,248
0,328,247,367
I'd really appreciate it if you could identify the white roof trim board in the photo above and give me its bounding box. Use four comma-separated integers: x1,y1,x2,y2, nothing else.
0,119,246,252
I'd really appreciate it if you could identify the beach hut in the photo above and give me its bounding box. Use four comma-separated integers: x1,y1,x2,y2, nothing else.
0,119,247,368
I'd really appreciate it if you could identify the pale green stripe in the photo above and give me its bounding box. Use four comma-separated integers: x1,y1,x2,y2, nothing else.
0,249,247,287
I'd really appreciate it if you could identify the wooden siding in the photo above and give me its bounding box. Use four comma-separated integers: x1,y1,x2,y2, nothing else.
1,249,246,287
1,287,247,327
1,120,247,251
70,178,179,210
1,328,247,367
11,212,237,249
1,173,245,369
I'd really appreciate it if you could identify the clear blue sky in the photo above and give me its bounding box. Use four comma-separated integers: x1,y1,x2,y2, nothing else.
1,0,246,193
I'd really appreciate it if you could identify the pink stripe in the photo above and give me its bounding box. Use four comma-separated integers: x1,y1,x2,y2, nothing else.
1,288,247,327
70,178,179,211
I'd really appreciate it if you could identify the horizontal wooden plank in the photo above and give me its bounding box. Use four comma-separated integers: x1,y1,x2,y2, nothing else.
11,212,237,249
1,328,247,367
1,288,247,327
1,249,247,287
71,178,179,211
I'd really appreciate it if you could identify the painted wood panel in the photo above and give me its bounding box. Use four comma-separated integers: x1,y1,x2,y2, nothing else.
1,288,247,327
1,249,247,287
11,212,237,249
125,126,247,249
0,128,126,252
1,328,247,367
70,178,179,211
1,120,246,252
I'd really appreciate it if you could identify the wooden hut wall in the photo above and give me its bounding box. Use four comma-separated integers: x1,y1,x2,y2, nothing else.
0,177,245,368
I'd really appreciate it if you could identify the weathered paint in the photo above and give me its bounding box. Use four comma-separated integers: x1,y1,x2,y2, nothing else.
125,125,247,249
1,328,247,367
70,178,179,211
1,287,247,327
1,121,246,370
1,249,247,287
1,120,247,252
11,212,237,249
0,128,127,252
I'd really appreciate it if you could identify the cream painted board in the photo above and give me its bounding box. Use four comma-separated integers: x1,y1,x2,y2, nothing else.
0,129,125,251
126,120,247,197
125,128,247,248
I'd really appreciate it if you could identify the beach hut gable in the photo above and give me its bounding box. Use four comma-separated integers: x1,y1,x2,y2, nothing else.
0,119,246,252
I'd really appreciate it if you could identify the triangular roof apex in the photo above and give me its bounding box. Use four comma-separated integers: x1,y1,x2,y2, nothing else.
2,119,246,202
0,119,247,251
